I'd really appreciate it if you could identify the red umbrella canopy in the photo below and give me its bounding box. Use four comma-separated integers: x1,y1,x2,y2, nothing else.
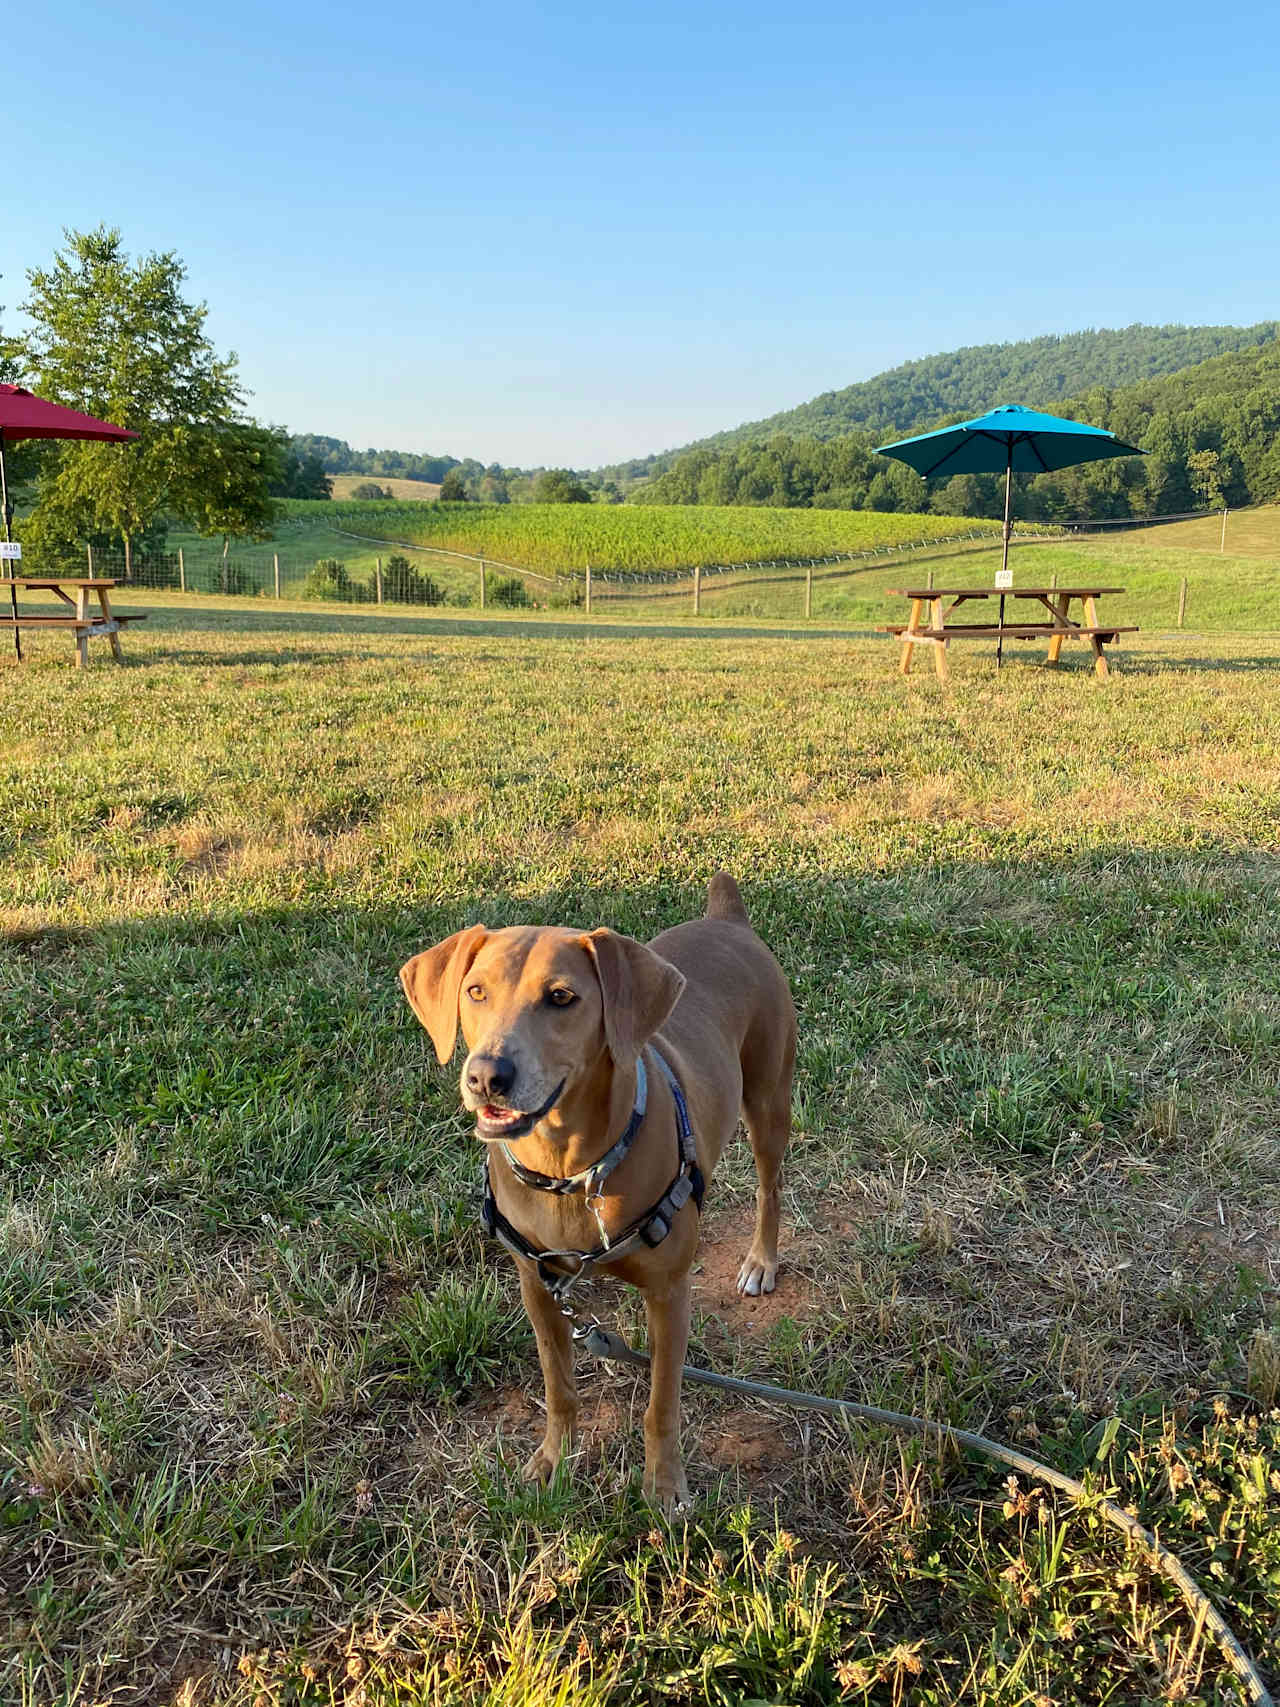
0,384,138,444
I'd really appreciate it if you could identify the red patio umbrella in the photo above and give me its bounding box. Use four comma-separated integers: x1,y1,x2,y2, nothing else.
0,384,139,660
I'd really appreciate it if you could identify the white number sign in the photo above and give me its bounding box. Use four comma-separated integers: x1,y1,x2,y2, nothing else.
0,542,21,560
994,568,1013,589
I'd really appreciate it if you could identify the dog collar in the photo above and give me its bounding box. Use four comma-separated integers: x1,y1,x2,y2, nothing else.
481,1048,704,1300
499,1055,649,1201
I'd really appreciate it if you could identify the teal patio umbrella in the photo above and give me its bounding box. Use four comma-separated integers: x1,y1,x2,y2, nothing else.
876,404,1145,663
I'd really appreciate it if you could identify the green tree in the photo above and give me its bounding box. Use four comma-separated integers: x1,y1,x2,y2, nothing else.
268,445,332,500
382,553,443,604
1186,447,1227,510
532,468,591,504
351,480,389,500
175,421,285,550
21,226,276,570
439,468,469,501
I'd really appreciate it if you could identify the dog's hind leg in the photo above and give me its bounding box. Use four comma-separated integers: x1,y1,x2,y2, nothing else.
737,1030,795,1296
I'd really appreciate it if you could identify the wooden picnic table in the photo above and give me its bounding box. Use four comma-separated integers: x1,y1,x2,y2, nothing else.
1,576,148,667
883,585,1138,682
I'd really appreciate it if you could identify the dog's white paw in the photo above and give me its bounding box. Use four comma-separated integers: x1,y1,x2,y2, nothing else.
736,1256,777,1297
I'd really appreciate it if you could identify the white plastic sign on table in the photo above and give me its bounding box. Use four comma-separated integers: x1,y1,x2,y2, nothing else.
0,542,21,560
994,568,1013,589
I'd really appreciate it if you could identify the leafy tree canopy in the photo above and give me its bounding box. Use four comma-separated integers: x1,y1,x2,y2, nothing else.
19,226,282,556
532,468,591,504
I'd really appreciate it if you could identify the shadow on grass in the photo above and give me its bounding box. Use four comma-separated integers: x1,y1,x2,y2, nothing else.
4,854,1277,1470
122,602,874,649
1122,651,1280,673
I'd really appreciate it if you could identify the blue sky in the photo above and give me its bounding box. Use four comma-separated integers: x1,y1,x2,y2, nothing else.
8,0,1279,466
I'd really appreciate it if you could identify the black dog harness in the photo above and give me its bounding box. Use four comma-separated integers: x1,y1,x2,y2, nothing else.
480,1049,704,1305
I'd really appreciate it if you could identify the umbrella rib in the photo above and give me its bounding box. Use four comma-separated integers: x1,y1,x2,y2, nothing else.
1023,433,1051,474
919,437,975,479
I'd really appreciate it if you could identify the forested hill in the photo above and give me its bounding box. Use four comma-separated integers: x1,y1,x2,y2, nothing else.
622,322,1280,476
632,334,1280,520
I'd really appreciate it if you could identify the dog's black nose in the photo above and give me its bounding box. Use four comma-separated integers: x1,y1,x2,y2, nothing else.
467,1055,517,1101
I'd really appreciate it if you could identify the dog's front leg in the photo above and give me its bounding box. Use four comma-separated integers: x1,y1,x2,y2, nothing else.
517,1263,578,1483
641,1272,693,1511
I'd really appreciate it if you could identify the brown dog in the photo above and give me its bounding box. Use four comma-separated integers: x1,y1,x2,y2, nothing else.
399,872,795,1508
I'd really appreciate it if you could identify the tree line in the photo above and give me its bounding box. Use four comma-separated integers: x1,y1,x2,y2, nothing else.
631,337,1280,521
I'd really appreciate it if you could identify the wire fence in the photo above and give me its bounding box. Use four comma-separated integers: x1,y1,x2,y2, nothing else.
10,522,1034,619
6,506,1266,631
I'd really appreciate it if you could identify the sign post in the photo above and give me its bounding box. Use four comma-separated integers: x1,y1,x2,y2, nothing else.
994,567,1012,670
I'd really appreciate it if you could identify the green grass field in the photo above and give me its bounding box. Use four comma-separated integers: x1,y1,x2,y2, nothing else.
148,502,1280,631
2,600,1279,1705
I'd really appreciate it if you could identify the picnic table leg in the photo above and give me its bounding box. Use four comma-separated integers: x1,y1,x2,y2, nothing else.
1046,594,1070,665
930,596,949,682
899,598,924,674
1083,595,1110,679
74,587,90,669
97,587,125,663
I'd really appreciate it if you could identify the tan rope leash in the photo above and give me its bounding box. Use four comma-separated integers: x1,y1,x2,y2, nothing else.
577,1324,1274,1707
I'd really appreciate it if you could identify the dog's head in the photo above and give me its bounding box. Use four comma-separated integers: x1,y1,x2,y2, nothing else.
400,925,685,1140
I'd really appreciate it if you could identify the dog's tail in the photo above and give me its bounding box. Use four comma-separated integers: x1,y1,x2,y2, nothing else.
705,870,751,924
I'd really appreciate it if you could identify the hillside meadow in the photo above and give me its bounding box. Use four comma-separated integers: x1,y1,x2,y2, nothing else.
325,475,443,503
2,600,1278,1706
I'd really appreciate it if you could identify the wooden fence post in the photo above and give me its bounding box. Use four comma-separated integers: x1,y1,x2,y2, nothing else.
804,564,812,619
178,547,185,593
585,563,592,615
693,565,701,616
1220,508,1228,553
375,557,383,604
926,567,934,590
274,553,281,598
86,543,94,575
479,559,486,609
1178,577,1188,629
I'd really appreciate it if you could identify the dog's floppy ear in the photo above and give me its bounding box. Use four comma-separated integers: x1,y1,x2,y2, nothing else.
581,929,686,1068
400,925,488,1063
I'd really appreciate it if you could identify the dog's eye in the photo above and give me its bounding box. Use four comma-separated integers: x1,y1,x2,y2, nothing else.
547,987,577,1007
465,984,485,1002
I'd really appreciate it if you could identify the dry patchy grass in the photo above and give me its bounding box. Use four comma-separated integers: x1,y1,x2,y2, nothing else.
2,606,1279,1704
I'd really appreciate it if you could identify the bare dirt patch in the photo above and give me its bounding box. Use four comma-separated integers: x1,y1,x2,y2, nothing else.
692,1208,820,1335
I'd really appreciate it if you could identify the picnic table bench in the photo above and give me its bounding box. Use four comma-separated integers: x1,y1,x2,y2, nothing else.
1,577,148,667
883,586,1138,681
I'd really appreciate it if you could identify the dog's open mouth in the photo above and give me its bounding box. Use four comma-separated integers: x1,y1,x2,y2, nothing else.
474,1079,564,1143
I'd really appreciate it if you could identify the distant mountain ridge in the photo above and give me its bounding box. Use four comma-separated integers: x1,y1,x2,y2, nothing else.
632,330,1280,518
621,322,1280,476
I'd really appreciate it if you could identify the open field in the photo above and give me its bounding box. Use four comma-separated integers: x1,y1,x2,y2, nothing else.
1124,506,1280,558
2,604,1279,1705
325,475,442,503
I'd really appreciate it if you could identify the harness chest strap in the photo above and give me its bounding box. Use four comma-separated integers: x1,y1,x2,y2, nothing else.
480,1047,704,1304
